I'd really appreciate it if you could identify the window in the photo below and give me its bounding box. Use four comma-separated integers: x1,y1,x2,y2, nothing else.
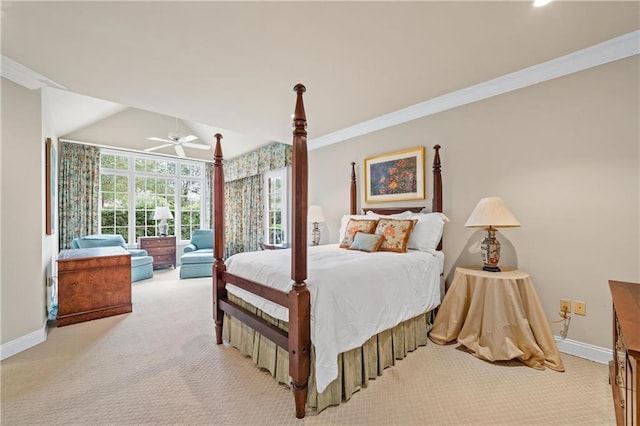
179,164,202,240
100,150,205,245
264,168,289,245
100,153,130,241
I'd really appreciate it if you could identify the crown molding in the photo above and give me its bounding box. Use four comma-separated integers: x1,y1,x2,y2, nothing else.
1,55,66,90
308,30,640,150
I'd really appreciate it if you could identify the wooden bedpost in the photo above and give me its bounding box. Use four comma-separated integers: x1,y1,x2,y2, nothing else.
350,162,357,215
212,133,227,345
289,83,311,419
432,145,443,251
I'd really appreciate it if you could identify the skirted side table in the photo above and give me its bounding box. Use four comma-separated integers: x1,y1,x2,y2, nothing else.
429,266,564,372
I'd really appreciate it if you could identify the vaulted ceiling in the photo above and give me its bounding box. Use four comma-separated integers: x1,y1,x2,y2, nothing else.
2,1,638,160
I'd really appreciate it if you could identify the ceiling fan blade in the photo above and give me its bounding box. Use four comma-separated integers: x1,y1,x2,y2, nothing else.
181,135,198,143
148,137,176,144
183,142,210,150
174,145,186,158
144,143,174,152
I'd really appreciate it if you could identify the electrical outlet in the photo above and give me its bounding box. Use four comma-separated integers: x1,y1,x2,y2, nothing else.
560,298,571,313
575,301,586,316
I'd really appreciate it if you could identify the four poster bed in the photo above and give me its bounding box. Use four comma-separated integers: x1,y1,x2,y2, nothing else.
212,84,445,418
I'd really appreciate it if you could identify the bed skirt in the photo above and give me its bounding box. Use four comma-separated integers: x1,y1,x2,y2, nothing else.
222,293,432,413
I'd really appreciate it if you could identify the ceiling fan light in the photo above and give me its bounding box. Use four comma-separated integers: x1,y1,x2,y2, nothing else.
167,131,182,141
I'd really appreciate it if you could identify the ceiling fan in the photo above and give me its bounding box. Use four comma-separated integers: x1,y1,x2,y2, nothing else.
145,118,210,158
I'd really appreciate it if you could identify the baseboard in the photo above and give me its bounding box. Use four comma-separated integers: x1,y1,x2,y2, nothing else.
554,336,612,364
1,322,48,361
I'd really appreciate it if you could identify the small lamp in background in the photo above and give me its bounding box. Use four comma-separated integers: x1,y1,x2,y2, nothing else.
308,205,325,246
464,197,521,272
153,206,173,237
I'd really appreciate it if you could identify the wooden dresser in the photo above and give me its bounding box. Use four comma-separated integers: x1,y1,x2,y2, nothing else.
138,236,176,269
57,247,132,326
609,280,639,426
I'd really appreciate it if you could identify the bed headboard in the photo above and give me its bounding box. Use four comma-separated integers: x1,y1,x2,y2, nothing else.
352,145,443,216
352,145,443,250
362,207,425,215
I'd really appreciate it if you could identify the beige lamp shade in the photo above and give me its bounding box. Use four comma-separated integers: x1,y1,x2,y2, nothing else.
153,206,173,220
308,205,325,223
464,197,520,229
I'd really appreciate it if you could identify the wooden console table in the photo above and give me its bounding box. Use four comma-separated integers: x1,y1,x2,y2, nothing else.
430,266,564,371
609,280,639,426
57,246,132,326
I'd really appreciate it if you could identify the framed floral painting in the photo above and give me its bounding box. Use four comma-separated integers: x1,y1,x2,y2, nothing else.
364,146,425,203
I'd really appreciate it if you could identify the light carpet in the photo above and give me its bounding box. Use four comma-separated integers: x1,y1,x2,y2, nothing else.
1,268,615,425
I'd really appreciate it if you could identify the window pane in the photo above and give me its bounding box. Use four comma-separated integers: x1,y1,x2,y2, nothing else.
115,156,129,170
101,175,114,191
115,176,127,192
101,154,116,169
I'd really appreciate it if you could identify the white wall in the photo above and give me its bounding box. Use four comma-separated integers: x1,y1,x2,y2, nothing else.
41,88,60,317
1,78,47,349
309,57,639,350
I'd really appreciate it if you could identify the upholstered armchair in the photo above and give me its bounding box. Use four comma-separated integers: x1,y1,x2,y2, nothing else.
180,229,214,279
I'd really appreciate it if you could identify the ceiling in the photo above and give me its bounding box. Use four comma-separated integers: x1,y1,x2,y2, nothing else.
2,1,638,160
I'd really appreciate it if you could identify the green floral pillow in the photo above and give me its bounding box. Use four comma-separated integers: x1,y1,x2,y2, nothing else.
374,219,416,253
339,219,379,248
349,232,385,252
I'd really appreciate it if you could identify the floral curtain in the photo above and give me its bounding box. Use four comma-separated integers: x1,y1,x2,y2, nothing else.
224,175,263,257
222,142,292,257
224,142,292,182
58,142,101,249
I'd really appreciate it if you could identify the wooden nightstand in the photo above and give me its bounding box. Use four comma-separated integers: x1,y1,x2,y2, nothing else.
430,266,564,371
138,236,176,269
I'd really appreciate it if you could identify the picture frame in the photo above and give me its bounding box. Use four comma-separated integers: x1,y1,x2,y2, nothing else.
364,146,425,203
45,138,56,235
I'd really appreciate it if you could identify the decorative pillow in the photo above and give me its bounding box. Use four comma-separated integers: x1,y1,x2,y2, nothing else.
348,232,385,252
374,219,416,253
407,212,449,251
339,219,379,248
338,214,373,243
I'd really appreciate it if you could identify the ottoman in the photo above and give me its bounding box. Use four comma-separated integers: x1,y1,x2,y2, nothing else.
131,255,154,282
180,251,214,279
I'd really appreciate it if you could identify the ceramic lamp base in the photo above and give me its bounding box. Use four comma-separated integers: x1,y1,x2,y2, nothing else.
311,222,320,246
480,228,501,272
158,220,168,237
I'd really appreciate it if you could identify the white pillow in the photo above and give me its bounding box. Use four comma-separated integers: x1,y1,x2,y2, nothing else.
365,210,413,219
407,212,449,251
338,214,372,242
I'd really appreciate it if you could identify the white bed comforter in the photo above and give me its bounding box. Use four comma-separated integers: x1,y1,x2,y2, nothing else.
225,243,443,393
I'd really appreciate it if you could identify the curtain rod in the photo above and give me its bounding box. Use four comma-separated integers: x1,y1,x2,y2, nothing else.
57,138,213,163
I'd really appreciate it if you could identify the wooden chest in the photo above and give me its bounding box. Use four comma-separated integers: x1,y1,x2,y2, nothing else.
57,247,132,326
138,236,176,269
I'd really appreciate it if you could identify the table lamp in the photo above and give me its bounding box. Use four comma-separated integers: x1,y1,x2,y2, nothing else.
153,206,173,237
308,205,325,246
464,197,520,272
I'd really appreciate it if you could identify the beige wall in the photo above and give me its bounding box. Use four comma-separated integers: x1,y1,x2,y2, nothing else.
309,57,639,349
1,78,47,344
